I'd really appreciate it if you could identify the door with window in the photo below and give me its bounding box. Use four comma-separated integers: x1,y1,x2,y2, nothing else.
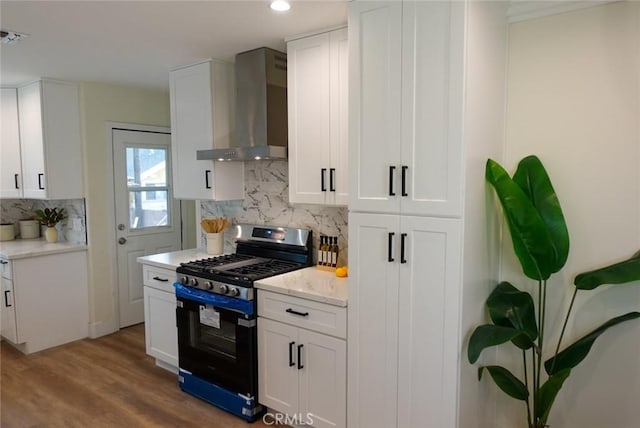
113,128,181,328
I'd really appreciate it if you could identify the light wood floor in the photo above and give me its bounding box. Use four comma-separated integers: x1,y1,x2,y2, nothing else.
0,324,271,428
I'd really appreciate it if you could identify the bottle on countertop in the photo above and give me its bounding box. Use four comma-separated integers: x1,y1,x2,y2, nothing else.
318,236,325,266
331,236,339,268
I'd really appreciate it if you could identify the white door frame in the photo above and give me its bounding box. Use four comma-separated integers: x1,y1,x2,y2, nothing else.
103,122,176,334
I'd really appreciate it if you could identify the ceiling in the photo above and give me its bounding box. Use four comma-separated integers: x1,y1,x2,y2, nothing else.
0,0,348,91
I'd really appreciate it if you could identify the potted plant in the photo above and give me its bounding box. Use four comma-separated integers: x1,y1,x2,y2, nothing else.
34,207,67,243
468,155,640,428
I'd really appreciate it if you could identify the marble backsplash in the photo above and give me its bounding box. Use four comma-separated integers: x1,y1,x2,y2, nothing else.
0,198,87,244
201,160,348,265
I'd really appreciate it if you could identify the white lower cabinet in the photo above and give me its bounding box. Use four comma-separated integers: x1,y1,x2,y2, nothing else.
1,272,18,344
258,291,346,428
141,264,178,372
348,212,462,428
0,251,89,354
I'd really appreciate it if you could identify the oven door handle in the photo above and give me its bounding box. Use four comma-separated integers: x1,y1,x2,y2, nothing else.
289,341,296,367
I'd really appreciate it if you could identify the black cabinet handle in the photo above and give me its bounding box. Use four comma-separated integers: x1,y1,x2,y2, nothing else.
401,233,407,264
388,232,395,262
4,290,11,308
329,168,336,192
205,170,212,189
321,168,327,192
286,308,309,317
401,166,408,197
297,344,304,370
14,174,19,189
289,341,295,367
38,173,45,190
389,166,396,196
152,276,169,282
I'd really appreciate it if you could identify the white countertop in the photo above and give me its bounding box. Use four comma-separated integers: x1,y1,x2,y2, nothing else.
0,239,88,260
136,248,212,270
255,266,348,307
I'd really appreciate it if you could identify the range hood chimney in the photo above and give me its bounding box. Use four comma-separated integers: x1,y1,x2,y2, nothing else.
197,47,288,161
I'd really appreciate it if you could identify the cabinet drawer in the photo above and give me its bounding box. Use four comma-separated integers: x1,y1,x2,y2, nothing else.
258,290,346,339
142,264,176,293
0,258,11,279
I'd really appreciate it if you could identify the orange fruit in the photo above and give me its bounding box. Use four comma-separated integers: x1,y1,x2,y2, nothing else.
335,266,348,277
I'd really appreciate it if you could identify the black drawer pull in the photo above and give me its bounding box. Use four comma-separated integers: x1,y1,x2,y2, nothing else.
401,233,407,264
152,276,169,282
289,341,295,367
297,344,304,370
4,290,11,307
14,173,19,189
38,173,45,190
286,308,309,317
389,166,396,196
388,232,395,262
321,168,327,192
205,170,212,189
401,165,408,197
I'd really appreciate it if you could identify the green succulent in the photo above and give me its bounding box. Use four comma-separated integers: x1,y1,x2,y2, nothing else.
34,208,67,227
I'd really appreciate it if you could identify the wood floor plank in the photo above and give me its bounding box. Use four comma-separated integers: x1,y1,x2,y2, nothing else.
0,324,272,428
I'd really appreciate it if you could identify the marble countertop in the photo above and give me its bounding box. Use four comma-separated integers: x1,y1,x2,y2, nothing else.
0,239,88,260
136,248,212,270
255,267,348,307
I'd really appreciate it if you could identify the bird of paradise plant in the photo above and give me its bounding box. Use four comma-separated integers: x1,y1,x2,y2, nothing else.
468,155,640,428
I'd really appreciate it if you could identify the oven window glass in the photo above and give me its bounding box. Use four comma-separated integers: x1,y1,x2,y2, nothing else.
187,305,237,359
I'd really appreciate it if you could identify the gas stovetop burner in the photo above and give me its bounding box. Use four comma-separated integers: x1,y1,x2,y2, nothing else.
175,224,313,300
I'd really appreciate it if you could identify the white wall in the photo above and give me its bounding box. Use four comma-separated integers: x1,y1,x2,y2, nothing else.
498,2,640,427
79,82,171,335
458,1,508,427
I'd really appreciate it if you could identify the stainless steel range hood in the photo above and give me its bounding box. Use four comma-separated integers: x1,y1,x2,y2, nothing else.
197,47,288,161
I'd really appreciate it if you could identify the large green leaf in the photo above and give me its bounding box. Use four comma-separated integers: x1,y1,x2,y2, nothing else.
535,369,572,424
512,155,569,273
486,159,555,280
478,365,529,401
574,251,640,290
468,325,525,364
486,282,538,349
545,312,640,375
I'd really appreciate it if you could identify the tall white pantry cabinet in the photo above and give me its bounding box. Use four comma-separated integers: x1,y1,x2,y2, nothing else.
347,1,508,428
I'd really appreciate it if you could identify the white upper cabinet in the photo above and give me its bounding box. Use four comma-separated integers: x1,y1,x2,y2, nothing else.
16,80,84,200
169,60,244,200
288,27,348,206
0,88,22,198
349,1,463,217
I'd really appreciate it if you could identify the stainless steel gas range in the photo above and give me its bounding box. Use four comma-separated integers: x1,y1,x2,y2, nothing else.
174,224,313,421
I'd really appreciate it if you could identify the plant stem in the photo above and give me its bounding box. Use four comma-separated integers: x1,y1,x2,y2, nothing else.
537,280,546,398
551,287,579,374
531,347,537,426
523,350,533,428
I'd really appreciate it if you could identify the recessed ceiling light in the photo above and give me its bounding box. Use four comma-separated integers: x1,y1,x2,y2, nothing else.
270,0,291,12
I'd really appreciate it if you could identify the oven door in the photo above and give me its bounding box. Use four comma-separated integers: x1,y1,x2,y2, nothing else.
175,284,257,397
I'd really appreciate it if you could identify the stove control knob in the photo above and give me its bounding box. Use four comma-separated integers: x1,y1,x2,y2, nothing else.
229,287,240,297
188,278,198,287
219,284,229,294
179,276,189,285
204,281,214,290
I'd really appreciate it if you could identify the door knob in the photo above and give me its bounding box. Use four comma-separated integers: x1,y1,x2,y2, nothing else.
117,224,125,231
118,237,127,245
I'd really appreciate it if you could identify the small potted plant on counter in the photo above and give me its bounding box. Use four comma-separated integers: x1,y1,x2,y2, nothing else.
34,208,67,243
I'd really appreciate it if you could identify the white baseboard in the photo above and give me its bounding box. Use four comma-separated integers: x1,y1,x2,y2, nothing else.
89,318,118,338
